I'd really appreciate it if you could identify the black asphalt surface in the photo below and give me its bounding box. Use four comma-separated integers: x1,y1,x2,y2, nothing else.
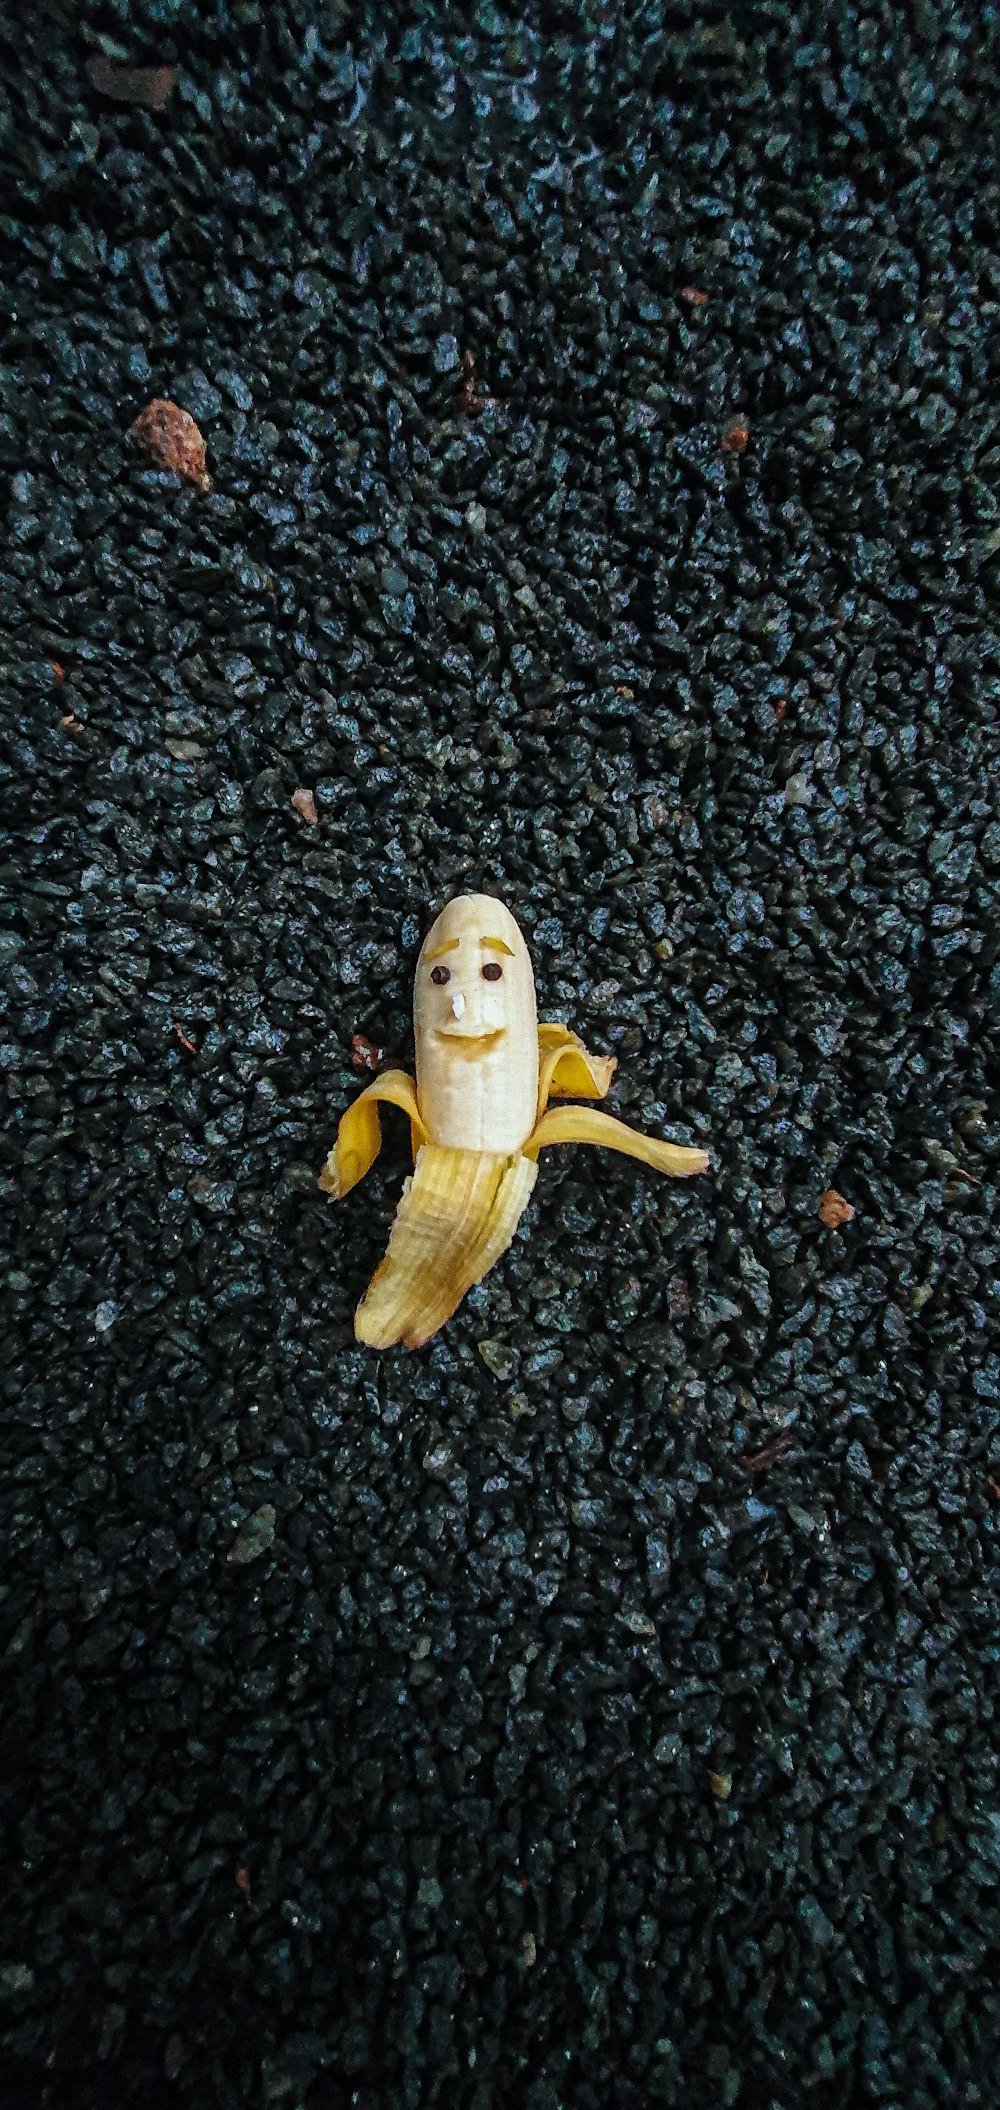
2,5,999,2106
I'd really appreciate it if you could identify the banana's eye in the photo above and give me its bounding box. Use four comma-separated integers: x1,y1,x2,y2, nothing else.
430,965,451,985
482,962,503,982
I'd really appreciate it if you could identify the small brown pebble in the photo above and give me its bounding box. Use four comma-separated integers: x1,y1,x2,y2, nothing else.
234,1865,252,1904
50,661,66,686
710,1772,733,1800
456,348,484,416
351,1034,385,1074
722,420,749,454
740,1432,793,1474
666,1274,691,1319
679,285,709,306
819,1189,856,1230
455,347,498,416
291,787,319,825
174,1023,198,1054
86,54,176,108
643,792,673,830
987,1476,1000,1502
772,697,788,721
129,399,211,491
60,713,84,733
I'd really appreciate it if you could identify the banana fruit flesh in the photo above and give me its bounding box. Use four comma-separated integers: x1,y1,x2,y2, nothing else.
319,893,710,1348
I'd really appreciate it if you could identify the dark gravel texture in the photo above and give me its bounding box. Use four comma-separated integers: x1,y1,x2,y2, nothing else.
2,4,1000,2106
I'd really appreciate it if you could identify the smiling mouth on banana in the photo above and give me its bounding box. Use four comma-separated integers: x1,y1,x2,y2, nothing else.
435,1023,505,1045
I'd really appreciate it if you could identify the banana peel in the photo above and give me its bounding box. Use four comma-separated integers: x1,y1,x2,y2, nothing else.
319,894,710,1348
354,1147,538,1349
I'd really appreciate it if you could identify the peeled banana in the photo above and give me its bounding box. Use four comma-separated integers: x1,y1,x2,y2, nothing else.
319,893,710,1348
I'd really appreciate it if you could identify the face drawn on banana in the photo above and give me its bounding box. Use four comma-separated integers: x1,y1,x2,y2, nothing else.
319,893,710,1350
414,895,538,1155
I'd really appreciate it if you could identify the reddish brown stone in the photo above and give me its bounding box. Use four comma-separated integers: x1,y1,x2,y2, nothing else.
86,55,177,108
722,420,750,454
819,1189,856,1230
129,399,211,491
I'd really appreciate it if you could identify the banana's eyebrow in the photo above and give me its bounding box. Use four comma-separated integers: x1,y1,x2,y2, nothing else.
426,934,515,960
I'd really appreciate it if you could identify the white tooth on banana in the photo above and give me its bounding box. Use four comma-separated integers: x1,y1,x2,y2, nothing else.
318,892,711,1348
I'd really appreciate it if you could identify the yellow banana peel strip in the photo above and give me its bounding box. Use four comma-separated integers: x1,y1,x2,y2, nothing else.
354,1144,538,1349
523,1102,710,1178
536,1022,617,1119
317,1069,426,1200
